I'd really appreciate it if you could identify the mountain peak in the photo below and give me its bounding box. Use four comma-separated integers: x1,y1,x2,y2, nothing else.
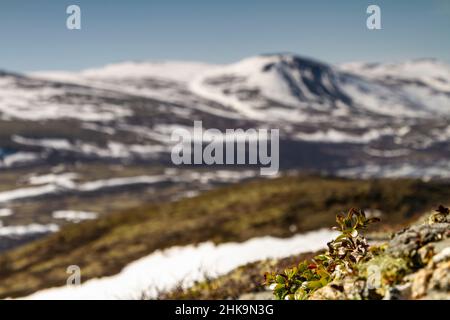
189,53,352,121
232,53,330,73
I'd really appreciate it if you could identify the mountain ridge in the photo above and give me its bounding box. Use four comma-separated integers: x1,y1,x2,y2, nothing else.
0,53,448,178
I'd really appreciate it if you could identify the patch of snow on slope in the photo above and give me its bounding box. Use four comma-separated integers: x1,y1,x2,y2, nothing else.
23,229,338,300
337,162,450,180
0,223,59,237
0,174,168,203
0,184,59,203
339,77,430,118
0,208,13,217
28,173,78,187
52,211,98,222
339,59,450,117
13,136,73,150
0,170,259,204
0,152,40,168
31,65,245,121
12,136,168,159
0,77,132,122
77,175,167,192
294,128,395,143
34,61,218,83
340,59,450,92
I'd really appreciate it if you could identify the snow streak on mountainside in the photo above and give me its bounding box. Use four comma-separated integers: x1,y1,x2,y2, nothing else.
0,71,132,121
0,53,448,178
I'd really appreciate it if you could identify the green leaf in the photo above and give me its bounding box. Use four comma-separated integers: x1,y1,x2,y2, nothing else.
305,280,323,290
276,275,285,284
314,254,329,261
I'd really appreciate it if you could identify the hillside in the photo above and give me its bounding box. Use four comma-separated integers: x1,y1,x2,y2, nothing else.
162,206,450,300
1,54,449,254
0,174,449,299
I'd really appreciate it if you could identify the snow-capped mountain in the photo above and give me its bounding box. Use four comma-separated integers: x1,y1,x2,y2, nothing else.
28,54,450,122
0,53,449,251
189,54,354,121
339,58,450,116
191,54,450,120
340,58,450,93
0,53,448,176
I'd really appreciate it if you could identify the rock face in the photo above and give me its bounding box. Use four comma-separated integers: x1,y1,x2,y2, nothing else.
310,207,450,300
410,240,450,299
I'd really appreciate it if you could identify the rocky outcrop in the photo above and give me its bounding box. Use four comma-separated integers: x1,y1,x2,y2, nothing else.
309,206,449,300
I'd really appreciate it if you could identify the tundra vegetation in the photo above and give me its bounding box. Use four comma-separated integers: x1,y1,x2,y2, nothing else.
0,175,448,299
265,208,380,300
164,205,449,300
265,205,450,300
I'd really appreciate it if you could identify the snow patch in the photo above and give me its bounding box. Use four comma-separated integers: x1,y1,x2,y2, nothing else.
0,208,13,217
0,223,59,237
52,211,98,222
82,61,217,82
23,229,338,300
337,162,450,180
0,174,167,204
294,128,394,144
0,152,40,168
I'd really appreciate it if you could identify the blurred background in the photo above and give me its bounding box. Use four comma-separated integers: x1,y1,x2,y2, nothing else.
0,0,448,299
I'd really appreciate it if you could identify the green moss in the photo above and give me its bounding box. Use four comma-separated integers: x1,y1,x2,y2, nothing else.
358,254,409,288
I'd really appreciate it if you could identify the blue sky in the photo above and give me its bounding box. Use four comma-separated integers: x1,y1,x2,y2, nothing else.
1,0,449,71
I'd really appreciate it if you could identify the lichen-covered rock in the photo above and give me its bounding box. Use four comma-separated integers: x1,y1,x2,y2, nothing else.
359,255,409,286
383,283,412,300
411,268,434,298
308,281,346,300
428,260,450,294
308,283,347,300
411,260,450,299
432,239,450,262
386,222,449,264
308,278,368,300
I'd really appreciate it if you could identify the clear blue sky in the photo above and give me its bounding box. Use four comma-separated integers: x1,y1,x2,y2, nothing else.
1,0,449,72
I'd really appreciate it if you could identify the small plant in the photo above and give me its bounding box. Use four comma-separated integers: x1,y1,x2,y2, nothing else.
429,205,449,223
265,208,379,300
